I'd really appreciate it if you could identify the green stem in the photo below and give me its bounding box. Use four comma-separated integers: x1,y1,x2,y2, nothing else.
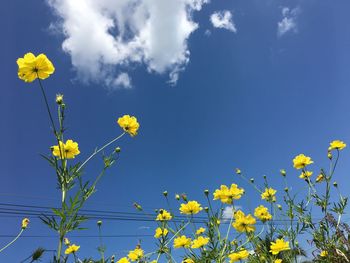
0,229,24,253
56,234,64,263
76,132,125,173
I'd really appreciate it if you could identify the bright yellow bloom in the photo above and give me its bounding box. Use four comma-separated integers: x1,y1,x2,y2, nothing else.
128,248,144,261
195,227,206,235
228,249,249,262
293,154,313,169
191,236,209,249
154,227,168,238
320,250,328,257
270,239,290,255
261,188,277,202
182,259,194,263
254,205,272,222
17,53,55,82
179,201,203,215
213,184,244,204
52,139,80,159
65,244,80,255
329,140,346,151
316,174,325,183
117,115,140,137
117,257,130,263
156,209,172,221
21,218,30,229
232,210,256,233
174,235,191,248
274,260,282,263
299,171,313,179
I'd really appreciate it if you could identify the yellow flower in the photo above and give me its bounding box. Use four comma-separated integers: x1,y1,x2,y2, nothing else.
228,249,249,262
156,209,172,221
117,257,130,263
65,244,80,255
299,171,313,179
182,259,194,263
191,236,209,249
293,154,313,169
329,140,346,151
213,184,244,204
320,250,328,257
232,210,256,233
21,218,30,229
17,53,55,82
173,235,191,248
154,228,168,238
254,205,272,222
179,200,203,215
52,139,80,159
195,227,206,235
261,188,277,202
316,174,324,183
56,94,64,105
274,260,282,263
117,115,140,137
270,239,290,255
128,247,144,261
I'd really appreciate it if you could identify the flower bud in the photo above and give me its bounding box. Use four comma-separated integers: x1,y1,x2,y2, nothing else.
21,218,30,229
133,202,143,211
175,194,180,200
250,178,254,183
235,168,241,175
97,220,102,227
277,204,282,210
64,238,70,246
115,147,121,153
280,169,286,177
284,187,289,192
56,94,64,105
204,207,209,213
263,175,267,179
204,189,209,196
181,194,188,202
333,181,338,187
163,191,168,197
328,151,332,160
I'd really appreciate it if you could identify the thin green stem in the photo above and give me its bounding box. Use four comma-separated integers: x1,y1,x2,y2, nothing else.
0,229,24,253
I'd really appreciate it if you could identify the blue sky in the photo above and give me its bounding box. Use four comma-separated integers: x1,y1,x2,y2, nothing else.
2,0,350,261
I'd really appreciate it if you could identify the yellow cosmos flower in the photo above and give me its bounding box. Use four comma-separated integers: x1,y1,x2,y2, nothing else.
254,205,272,222
174,235,191,248
299,171,313,179
17,53,55,82
329,140,346,151
293,154,313,169
154,227,168,238
182,259,194,263
52,139,80,159
232,210,256,233
213,184,244,204
21,218,30,229
179,200,203,215
228,249,249,262
117,115,140,137
270,239,290,255
274,260,282,263
156,209,172,221
117,257,130,263
128,247,144,261
191,236,209,249
195,227,206,235
65,244,80,255
320,250,328,257
261,188,277,203
316,174,325,183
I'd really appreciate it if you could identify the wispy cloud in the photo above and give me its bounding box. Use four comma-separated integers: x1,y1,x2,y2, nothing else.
107,72,132,90
222,206,241,222
47,0,209,87
277,7,300,37
210,10,237,33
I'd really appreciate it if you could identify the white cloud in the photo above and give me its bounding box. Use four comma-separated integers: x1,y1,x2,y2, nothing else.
47,0,209,87
277,7,300,37
106,72,132,89
210,10,237,33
